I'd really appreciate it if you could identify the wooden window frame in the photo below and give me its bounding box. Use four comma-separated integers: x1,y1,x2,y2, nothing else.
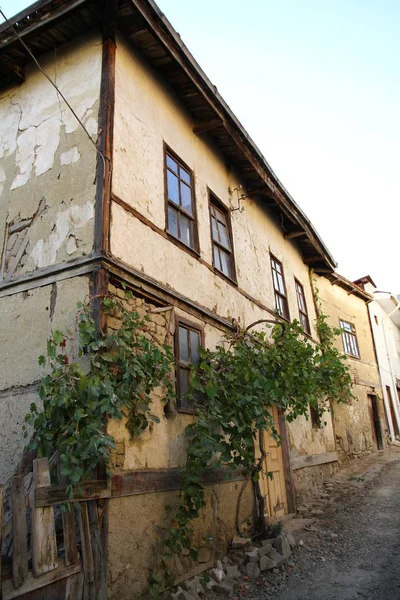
164,144,199,256
174,317,204,414
270,255,290,320
339,319,360,359
208,192,237,284
295,278,311,335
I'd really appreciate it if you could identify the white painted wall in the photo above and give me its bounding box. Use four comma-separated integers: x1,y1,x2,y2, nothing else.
366,285,400,439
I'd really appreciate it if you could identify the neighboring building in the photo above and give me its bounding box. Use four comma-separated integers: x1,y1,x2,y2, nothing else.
0,1,383,597
355,276,400,440
316,273,386,459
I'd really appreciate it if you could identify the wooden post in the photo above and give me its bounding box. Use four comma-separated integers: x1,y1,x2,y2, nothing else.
77,503,95,600
31,458,58,576
11,476,28,588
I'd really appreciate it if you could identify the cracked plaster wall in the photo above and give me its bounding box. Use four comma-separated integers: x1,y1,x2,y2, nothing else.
0,275,90,483
315,275,385,456
0,33,102,280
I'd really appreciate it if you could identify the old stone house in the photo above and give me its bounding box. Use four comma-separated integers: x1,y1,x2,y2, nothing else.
315,273,386,458
0,1,386,597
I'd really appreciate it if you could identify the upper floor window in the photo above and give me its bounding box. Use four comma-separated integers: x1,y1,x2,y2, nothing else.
165,148,197,251
209,196,235,281
295,279,311,335
175,319,203,412
340,319,360,358
271,256,289,320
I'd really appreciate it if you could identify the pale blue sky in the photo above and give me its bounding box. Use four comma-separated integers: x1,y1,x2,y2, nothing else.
1,0,399,292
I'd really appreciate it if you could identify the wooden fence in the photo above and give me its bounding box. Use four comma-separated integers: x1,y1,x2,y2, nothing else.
0,457,107,600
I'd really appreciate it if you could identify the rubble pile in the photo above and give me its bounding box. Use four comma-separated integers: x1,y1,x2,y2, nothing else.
168,531,296,600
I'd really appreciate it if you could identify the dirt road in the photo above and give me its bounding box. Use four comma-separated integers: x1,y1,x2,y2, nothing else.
270,450,400,600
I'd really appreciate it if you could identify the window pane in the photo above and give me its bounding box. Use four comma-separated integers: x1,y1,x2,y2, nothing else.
275,294,283,315
190,330,200,364
220,249,232,277
213,245,221,270
167,205,178,238
166,155,178,174
179,369,189,397
167,170,179,205
276,272,285,294
180,167,191,185
218,222,231,250
179,326,189,362
180,213,193,248
211,216,219,241
272,269,279,292
180,181,193,214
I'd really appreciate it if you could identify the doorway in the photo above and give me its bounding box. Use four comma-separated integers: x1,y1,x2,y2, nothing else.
259,405,288,519
367,394,383,450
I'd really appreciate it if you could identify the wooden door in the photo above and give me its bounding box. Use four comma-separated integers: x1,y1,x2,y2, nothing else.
259,405,287,519
367,394,383,450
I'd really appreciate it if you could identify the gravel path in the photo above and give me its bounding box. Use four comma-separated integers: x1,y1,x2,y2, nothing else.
232,450,400,600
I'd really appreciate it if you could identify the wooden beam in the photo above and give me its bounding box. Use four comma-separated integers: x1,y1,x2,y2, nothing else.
35,480,111,508
35,467,244,506
2,562,81,600
303,256,323,264
94,0,117,255
0,56,25,84
193,118,222,135
284,230,306,240
291,451,338,470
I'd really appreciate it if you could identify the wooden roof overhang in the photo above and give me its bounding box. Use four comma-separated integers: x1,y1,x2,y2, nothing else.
326,272,372,302
0,0,337,273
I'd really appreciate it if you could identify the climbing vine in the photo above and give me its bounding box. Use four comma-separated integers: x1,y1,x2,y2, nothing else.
24,293,174,498
150,312,353,595
23,284,353,597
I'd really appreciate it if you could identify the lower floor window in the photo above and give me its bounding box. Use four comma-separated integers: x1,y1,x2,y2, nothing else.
175,319,203,412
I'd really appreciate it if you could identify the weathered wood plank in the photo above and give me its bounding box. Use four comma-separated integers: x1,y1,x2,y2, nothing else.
111,466,244,498
11,476,28,588
0,485,3,600
65,570,84,600
2,562,81,600
36,481,111,508
35,467,244,506
291,451,339,471
77,504,94,586
31,458,58,577
87,501,102,598
62,507,78,567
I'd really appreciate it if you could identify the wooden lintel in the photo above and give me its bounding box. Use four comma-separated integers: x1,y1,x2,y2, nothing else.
291,451,338,470
284,230,306,240
0,56,25,84
193,118,222,135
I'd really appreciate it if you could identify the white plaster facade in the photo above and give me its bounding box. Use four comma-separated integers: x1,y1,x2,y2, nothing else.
365,284,400,439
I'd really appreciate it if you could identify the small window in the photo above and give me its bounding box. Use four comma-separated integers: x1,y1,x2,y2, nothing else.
340,319,360,358
165,149,197,250
209,197,235,281
310,403,320,428
295,279,311,335
270,256,290,320
175,319,203,412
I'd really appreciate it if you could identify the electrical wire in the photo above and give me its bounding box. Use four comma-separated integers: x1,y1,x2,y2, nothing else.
0,5,109,173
